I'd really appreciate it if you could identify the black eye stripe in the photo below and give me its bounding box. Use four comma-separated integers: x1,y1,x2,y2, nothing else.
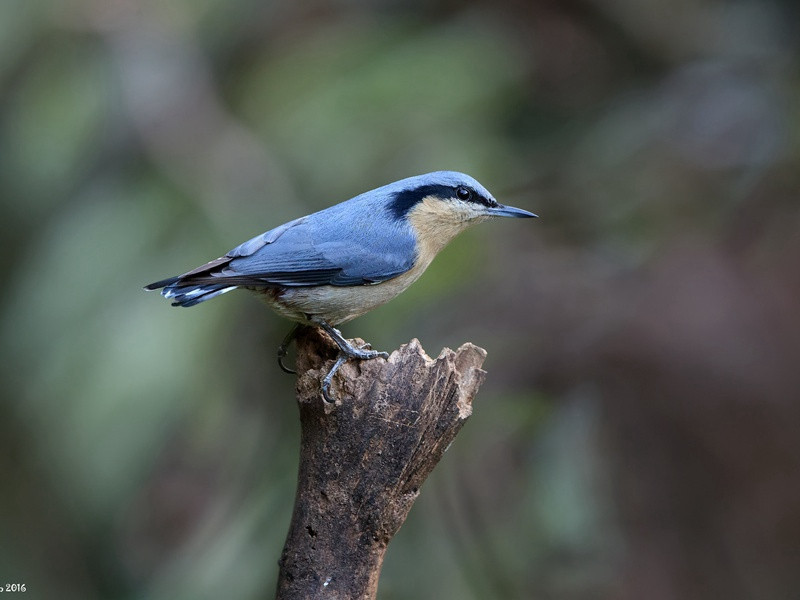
455,186,496,208
390,183,495,217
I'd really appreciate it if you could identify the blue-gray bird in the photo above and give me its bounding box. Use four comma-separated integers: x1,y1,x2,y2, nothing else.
146,171,536,401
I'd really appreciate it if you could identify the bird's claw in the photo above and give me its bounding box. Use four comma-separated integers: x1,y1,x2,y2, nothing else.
301,317,389,403
277,324,299,375
343,345,387,361
319,343,389,403
353,341,389,360
321,354,348,403
320,348,388,403
277,351,296,374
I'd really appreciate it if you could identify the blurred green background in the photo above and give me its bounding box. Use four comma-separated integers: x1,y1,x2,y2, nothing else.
1,1,799,599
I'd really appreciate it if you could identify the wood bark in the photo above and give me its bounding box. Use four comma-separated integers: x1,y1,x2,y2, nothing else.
275,326,487,600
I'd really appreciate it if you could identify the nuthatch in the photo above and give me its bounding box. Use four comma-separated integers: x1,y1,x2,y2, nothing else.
146,171,536,401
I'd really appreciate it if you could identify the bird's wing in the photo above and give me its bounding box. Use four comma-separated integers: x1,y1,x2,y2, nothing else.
226,212,417,286
171,210,417,288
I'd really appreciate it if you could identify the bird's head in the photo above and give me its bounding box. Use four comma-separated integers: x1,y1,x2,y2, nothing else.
387,171,536,253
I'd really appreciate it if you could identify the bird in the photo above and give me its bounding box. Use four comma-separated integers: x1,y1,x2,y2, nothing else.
145,171,537,401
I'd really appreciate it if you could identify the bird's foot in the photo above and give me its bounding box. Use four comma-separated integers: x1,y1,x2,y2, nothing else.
321,354,349,404
310,317,388,402
341,343,389,362
320,347,388,404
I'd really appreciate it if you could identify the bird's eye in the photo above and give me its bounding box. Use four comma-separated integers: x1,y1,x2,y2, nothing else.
456,186,472,201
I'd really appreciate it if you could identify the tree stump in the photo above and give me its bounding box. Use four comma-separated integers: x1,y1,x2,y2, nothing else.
275,326,487,600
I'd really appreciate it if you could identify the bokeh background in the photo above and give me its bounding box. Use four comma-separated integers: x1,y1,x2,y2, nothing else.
1,1,799,599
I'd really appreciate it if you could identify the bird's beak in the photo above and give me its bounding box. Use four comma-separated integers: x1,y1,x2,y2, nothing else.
485,204,538,218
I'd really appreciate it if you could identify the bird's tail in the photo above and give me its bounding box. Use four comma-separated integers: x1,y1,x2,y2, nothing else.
144,276,237,308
